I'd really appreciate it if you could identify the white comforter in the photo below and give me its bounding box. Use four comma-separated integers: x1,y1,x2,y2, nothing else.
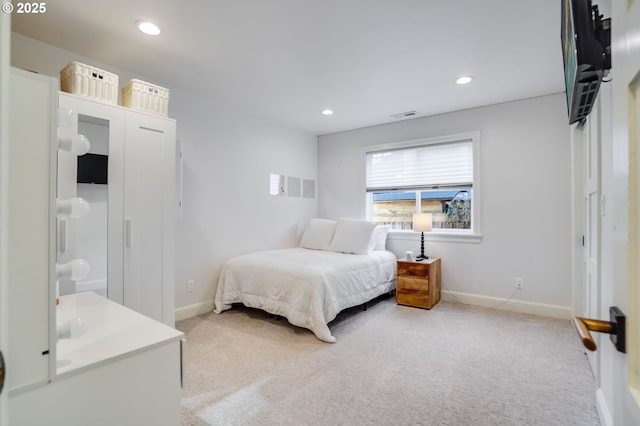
214,248,397,343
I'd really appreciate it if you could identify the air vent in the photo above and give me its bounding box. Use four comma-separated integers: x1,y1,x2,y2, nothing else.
390,111,418,119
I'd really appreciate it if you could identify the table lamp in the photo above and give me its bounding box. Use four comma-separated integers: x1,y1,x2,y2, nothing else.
413,213,432,261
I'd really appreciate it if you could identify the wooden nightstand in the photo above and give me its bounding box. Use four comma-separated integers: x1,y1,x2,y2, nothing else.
396,258,441,309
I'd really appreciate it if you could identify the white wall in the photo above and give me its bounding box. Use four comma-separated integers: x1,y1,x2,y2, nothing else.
319,94,572,311
11,33,318,318
170,87,318,315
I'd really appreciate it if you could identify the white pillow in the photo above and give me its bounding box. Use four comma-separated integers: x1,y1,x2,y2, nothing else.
372,225,391,250
328,218,377,255
300,218,336,250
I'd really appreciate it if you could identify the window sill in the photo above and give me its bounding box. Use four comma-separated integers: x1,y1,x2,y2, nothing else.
387,230,483,244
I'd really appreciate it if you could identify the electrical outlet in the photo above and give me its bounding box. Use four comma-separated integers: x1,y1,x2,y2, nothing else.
515,277,524,289
187,280,195,292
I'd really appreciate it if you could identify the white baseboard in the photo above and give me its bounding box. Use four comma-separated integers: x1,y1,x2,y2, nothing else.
175,300,215,322
596,388,613,426
176,293,572,322
441,290,572,320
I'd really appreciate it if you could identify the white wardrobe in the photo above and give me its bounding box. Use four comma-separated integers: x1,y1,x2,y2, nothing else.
6,69,183,426
58,92,176,326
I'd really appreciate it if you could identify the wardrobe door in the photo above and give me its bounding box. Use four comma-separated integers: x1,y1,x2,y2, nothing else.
123,111,176,326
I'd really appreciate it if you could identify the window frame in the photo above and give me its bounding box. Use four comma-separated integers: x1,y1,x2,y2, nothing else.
361,131,482,243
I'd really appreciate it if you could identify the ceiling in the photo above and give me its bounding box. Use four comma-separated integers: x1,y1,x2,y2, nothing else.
12,0,567,136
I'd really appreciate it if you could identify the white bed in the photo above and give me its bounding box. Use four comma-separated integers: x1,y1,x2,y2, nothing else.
213,218,396,343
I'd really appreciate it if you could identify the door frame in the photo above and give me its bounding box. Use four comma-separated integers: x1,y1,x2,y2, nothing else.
0,11,10,426
571,94,604,380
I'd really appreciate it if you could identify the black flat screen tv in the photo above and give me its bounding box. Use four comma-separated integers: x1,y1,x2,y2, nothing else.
561,0,610,125
77,153,108,184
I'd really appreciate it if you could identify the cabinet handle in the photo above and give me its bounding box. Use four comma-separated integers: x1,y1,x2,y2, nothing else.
180,338,187,388
125,218,132,248
60,219,67,253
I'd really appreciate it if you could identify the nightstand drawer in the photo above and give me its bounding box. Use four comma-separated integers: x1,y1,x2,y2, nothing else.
396,290,429,308
396,276,428,291
397,262,429,278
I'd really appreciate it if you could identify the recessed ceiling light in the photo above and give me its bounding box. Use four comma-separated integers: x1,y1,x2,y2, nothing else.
137,20,161,36
456,76,472,85
322,109,334,116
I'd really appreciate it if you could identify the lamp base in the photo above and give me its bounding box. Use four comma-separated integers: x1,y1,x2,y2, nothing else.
416,231,428,261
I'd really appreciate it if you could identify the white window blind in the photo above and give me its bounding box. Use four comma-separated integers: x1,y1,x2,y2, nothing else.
366,140,473,191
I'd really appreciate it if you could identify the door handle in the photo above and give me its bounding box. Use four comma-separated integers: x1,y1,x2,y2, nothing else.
0,349,5,395
572,306,626,353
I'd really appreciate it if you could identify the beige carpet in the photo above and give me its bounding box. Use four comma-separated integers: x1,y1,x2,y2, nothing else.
177,296,600,426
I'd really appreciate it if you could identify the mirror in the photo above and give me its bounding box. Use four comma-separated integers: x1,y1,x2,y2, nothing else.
57,112,109,299
74,115,109,298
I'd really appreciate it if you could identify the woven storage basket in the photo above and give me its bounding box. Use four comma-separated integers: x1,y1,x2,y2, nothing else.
60,61,119,104
121,79,169,116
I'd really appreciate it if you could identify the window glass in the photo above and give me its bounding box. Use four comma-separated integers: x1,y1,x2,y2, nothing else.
370,191,416,229
370,188,472,230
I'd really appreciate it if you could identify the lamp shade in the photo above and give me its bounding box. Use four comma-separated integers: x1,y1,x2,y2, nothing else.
413,213,432,232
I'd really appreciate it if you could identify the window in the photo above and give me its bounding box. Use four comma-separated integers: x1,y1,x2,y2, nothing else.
364,132,480,237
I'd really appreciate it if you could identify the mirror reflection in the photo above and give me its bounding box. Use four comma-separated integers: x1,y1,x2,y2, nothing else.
57,113,109,299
